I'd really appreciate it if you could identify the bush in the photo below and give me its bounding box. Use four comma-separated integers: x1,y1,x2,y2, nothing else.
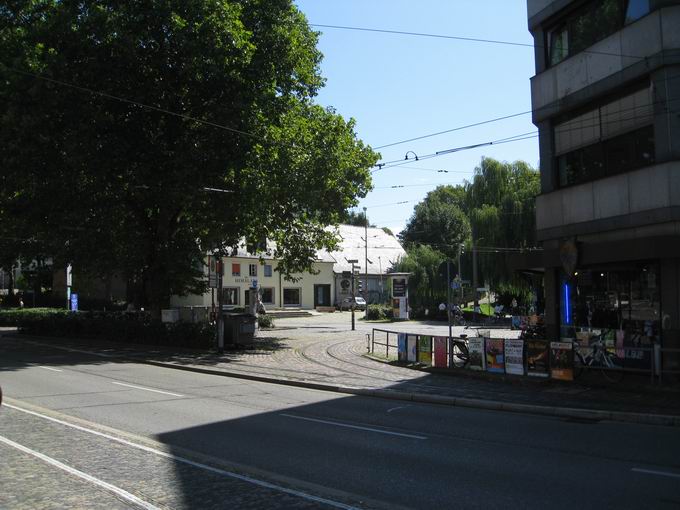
0,307,67,326
257,314,275,329
365,304,393,321
13,310,215,349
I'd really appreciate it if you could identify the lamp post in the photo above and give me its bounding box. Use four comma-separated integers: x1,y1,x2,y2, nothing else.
346,258,359,331
363,207,368,304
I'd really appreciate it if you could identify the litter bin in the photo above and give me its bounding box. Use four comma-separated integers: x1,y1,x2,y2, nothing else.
223,312,256,346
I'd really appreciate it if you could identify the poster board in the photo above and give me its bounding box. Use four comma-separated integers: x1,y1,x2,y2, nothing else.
433,336,448,367
398,333,408,362
407,335,417,362
526,339,550,378
485,338,505,373
468,337,485,371
550,341,574,381
504,338,524,375
418,336,432,365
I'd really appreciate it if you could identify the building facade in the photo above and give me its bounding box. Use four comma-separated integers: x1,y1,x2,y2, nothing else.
527,0,680,369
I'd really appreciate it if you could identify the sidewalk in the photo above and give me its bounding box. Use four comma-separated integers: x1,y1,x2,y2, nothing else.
3,319,680,426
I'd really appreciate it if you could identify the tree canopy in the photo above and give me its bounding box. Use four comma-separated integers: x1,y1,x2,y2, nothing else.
0,0,378,312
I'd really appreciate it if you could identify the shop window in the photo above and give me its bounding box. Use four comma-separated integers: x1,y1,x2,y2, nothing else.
232,263,240,277
261,287,274,305
283,288,301,306
264,264,272,277
222,287,239,306
249,264,257,277
547,0,649,66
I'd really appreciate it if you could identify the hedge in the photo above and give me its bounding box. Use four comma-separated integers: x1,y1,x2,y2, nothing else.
365,304,393,321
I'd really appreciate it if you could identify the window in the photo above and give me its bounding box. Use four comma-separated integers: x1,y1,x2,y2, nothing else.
264,264,272,277
232,263,240,277
554,86,654,186
283,288,301,306
548,0,650,66
222,288,239,306
249,264,257,277
261,287,274,305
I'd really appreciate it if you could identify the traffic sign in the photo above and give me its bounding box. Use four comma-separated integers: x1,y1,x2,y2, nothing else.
70,293,78,311
251,279,258,289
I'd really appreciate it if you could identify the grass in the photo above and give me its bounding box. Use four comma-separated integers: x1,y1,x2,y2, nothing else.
462,303,494,316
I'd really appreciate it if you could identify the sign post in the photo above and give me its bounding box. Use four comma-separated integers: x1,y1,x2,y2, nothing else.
346,258,359,331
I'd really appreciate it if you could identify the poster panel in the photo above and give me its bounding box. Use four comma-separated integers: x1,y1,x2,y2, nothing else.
467,337,485,371
407,335,417,362
397,333,408,362
433,336,448,368
550,341,574,381
418,335,432,365
485,338,505,373
504,338,524,375
526,339,550,378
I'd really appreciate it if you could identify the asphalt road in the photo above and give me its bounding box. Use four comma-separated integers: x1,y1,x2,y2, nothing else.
1,338,679,509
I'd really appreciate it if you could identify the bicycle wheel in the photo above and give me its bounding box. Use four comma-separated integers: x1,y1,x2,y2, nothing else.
451,340,469,368
573,349,585,379
601,353,625,383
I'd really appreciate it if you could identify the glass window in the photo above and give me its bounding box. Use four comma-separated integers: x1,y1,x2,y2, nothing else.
249,264,257,277
264,264,272,277
232,263,240,277
261,287,274,304
549,27,569,66
223,288,239,306
283,288,301,306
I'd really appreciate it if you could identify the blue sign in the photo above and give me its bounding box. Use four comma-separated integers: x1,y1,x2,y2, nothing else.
251,279,258,289
70,293,78,311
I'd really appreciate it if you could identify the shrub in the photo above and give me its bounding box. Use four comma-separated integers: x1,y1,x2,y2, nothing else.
365,304,393,321
0,307,67,326
257,314,275,329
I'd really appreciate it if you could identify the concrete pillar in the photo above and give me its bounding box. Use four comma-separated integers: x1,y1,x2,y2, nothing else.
543,267,560,341
652,65,680,163
660,258,680,378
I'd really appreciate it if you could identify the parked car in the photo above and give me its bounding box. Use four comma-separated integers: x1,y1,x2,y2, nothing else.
339,296,367,311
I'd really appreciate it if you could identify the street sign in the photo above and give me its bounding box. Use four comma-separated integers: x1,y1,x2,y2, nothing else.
70,293,78,311
451,282,460,290
251,279,258,289
477,287,490,292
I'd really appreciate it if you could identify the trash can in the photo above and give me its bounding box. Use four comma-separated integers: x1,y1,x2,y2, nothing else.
223,312,256,346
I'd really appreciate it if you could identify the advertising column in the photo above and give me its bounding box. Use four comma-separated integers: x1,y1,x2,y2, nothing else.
390,273,410,320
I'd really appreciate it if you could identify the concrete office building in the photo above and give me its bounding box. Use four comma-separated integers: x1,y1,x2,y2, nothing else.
527,0,680,371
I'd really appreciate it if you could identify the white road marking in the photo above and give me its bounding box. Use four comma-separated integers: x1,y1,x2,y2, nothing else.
280,413,428,440
386,405,410,413
38,366,63,372
632,467,680,479
0,434,160,510
5,403,361,510
111,382,184,397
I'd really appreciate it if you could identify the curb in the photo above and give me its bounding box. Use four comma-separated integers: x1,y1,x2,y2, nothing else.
13,336,680,428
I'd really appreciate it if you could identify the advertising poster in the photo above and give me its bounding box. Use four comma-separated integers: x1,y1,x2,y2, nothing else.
418,336,432,365
526,340,550,378
397,333,408,362
407,335,417,362
504,338,524,375
468,337,485,371
550,341,574,381
433,336,448,367
485,338,505,373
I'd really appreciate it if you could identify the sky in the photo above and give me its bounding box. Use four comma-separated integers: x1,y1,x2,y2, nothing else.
294,0,539,235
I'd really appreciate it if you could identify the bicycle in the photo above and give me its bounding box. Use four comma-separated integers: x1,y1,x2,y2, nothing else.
573,332,624,383
450,335,469,368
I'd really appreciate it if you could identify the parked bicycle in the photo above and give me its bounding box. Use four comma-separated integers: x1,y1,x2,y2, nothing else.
573,332,624,383
450,334,469,368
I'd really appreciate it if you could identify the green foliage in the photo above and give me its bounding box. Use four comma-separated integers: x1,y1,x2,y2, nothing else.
15,310,214,348
392,244,448,309
0,0,377,314
365,304,393,321
257,314,275,329
0,307,66,326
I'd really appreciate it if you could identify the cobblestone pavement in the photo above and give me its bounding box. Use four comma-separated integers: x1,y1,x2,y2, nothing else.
3,313,680,418
0,403,361,510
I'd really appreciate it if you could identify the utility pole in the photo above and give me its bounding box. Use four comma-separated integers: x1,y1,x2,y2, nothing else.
458,243,463,303
363,207,368,304
216,257,224,352
472,238,479,322
447,259,452,340
346,258,359,331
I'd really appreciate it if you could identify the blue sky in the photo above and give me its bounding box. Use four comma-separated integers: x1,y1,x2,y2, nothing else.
294,0,539,234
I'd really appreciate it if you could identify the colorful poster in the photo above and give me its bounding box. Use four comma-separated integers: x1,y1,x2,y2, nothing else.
397,333,408,362
485,338,505,373
418,336,432,365
504,338,524,375
433,336,447,368
467,337,485,371
526,339,550,378
550,341,574,381
407,335,417,362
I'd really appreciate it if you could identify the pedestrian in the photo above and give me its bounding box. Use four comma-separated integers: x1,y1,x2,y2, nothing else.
256,294,267,315
18,297,24,309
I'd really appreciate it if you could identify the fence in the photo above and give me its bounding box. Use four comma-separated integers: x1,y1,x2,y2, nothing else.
370,328,680,384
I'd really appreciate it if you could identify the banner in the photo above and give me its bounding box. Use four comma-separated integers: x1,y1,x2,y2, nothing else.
485,338,505,373
526,339,550,378
407,335,417,362
504,338,524,375
433,336,447,367
467,337,485,371
550,341,574,381
398,333,408,362
418,335,432,365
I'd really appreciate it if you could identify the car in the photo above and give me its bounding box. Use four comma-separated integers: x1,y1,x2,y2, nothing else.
339,296,367,311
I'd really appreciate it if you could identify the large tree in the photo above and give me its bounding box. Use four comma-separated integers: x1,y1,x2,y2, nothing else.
0,0,377,313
